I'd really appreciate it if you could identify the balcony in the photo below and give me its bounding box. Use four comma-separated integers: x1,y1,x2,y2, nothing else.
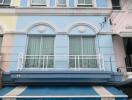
1,54,123,85
17,54,105,71
125,55,132,72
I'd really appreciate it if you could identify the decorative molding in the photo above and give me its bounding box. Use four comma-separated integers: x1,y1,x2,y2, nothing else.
26,22,57,34
125,25,132,29
120,32,132,37
37,25,46,33
66,22,99,33
78,26,86,33
0,8,112,15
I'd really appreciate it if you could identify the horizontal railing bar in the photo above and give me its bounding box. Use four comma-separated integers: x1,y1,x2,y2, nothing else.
17,54,104,71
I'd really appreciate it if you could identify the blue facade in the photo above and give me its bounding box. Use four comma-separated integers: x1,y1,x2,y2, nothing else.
0,0,123,85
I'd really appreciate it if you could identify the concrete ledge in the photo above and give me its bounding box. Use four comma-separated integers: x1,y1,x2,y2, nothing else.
2,71,123,85
0,8,112,15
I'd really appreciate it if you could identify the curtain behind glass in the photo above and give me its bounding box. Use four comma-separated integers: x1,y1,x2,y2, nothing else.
40,37,54,68
25,36,41,68
25,36,54,68
82,37,97,68
69,37,81,68
69,36,97,68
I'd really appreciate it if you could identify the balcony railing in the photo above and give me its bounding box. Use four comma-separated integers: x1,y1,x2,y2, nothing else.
125,55,132,72
17,54,105,71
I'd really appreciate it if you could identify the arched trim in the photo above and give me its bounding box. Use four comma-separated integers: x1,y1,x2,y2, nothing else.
66,22,99,34
26,22,57,34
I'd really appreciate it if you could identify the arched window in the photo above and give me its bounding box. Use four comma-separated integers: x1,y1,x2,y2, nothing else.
68,25,97,69
25,24,55,69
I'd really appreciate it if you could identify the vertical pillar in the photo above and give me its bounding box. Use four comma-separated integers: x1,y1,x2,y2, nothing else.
54,34,69,70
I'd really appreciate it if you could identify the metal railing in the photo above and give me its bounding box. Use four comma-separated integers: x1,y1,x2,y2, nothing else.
17,54,105,71
125,55,132,72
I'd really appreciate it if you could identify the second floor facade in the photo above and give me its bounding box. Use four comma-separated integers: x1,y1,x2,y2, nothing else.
0,0,132,85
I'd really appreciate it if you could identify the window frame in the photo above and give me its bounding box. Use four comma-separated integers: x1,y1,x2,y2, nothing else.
25,35,55,68
69,35,98,69
69,36,97,55
31,0,48,7
55,0,68,7
77,0,94,7
111,0,121,10
0,0,11,6
56,0,67,7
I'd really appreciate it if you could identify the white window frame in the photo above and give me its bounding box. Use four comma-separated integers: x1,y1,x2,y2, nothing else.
0,0,11,5
77,0,95,7
55,0,69,7
31,0,49,7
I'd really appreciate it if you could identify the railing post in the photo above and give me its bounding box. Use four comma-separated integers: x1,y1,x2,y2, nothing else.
110,56,113,72
46,56,48,71
43,56,45,69
98,54,102,71
101,54,105,71
74,56,77,71
77,56,80,71
17,53,23,71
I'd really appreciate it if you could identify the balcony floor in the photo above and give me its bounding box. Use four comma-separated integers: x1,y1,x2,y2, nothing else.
2,71,123,85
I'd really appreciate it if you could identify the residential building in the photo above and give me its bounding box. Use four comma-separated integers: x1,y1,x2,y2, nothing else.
0,0,130,100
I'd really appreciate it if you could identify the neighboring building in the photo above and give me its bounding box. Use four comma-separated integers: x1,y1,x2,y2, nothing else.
0,0,130,100
110,0,132,79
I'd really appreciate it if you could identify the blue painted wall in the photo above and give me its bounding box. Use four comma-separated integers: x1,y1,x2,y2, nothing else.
10,35,27,71
96,0,108,7
16,16,110,32
97,35,116,72
54,35,69,69
69,0,75,7
8,15,115,72
50,0,55,7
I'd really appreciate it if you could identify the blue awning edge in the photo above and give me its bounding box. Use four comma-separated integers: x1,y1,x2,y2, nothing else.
0,86,128,100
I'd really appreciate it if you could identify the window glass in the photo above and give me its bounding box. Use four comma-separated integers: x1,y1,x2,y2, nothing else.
78,0,93,7
111,0,121,10
25,36,54,68
3,0,11,4
32,0,46,5
58,0,66,4
57,0,66,7
0,0,3,3
78,0,84,4
85,0,92,4
69,36,97,68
